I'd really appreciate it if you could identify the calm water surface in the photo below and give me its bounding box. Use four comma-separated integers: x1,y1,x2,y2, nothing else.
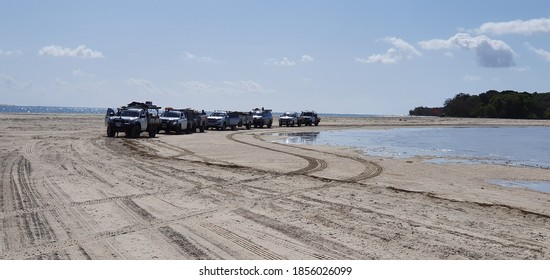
273,126,550,192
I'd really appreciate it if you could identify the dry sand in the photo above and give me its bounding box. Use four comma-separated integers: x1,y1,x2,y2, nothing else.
1,114,549,259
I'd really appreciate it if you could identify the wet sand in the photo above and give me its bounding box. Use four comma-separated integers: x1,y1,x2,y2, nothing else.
1,114,549,259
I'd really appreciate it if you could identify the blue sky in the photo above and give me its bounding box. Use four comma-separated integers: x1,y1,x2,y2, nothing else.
1,0,550,115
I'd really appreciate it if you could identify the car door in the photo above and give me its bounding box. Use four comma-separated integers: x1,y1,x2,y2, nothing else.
104,108,115,126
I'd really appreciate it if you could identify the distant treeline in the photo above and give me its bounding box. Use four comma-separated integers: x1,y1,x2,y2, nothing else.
410,90,550,119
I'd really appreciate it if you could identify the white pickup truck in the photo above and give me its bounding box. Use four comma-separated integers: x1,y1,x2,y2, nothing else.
105,101,161,138
158,108,188,134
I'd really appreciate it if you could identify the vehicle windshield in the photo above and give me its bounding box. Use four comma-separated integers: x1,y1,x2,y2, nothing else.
302,112,314,116
161,111,181,118
120,110,140,117
282,112,293,117
210,112,226,117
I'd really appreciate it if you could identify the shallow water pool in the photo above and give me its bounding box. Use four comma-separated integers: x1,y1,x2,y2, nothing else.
272,126,550,169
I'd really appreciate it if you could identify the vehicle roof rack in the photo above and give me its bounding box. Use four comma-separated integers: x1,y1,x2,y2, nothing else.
252,107,271,112
165,107,186,111
127,101,161,110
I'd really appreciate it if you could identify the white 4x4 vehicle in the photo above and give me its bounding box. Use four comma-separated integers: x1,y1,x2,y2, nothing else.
158,108,189,134
279,111,302,127
105,101,161,138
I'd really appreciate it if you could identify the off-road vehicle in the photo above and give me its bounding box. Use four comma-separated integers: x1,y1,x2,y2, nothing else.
252,107,273,128
183,108,207,133
279,111,302,127
158,107,188,134
207,110,237,130
207,110,251,130
105,101,161,138
300,110,321,126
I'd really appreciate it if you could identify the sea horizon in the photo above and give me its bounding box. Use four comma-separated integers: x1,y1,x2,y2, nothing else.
0,104,389,117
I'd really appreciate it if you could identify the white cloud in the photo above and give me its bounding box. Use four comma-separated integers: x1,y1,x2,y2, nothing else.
182,80,272,95
265,55,315,66
0,74,17,88
181,80,220,94
301,54,314,62
72,69,95,78
182,80,221,94
356,37,421,64
463,75,481,81
419,33,516,68
477,17,550,35
53,78,69,88
38,45,104,58
0,74,33,91
223,80,272,93
512,66,530,72
0,49,22,56
526,43,550,62
182,51,221,63
275,57,296,66
126,78,163,94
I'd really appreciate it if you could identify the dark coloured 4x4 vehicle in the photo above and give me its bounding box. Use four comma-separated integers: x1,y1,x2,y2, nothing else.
300,110,320,126
252,108,273,128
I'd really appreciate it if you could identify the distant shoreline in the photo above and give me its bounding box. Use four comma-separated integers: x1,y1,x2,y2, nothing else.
0,104,388,117
2,106,550,126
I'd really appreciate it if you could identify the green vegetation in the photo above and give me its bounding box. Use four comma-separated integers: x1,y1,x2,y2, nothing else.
410,90,550,119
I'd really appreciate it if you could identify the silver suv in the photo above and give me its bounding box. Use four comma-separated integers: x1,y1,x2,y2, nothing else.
279,111,302,127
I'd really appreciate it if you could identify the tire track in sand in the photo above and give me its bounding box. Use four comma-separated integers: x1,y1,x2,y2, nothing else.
227,131,382,181
226,132,328,175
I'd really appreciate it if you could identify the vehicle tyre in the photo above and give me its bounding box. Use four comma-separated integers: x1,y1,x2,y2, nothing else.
279,122,282,127
131,125,141,138
221,123,226,131
231,125,236,130
246,123,251,130
107,124,115,137
267,121,272,128
175,125,182,135
315,121,319,126
149,128,157,138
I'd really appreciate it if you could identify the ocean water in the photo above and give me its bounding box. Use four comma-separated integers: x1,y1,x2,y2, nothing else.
273,126,550,192
273,126,550,169
0,105,107,114
487,180,550,193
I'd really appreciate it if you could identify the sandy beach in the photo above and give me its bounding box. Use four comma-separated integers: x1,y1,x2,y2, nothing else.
1,114,549,260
